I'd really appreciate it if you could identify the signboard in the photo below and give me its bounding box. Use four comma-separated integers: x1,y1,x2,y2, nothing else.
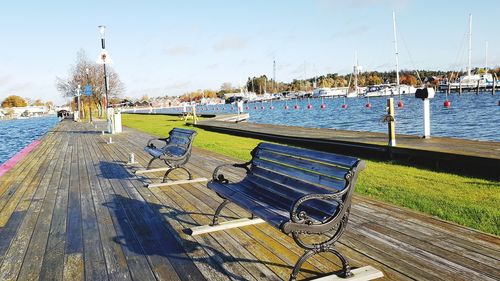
84,85,92,96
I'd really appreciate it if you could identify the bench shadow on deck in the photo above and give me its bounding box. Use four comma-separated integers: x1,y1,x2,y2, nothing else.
0,121,498,281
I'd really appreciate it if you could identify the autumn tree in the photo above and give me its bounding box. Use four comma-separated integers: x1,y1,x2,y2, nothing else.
1,95,27,108
33,99,45,106
56,49,125,118
400,74,418,86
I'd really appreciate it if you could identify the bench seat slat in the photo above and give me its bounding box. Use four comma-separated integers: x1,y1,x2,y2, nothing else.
245,174,339,216
257,143,358,168
251,158,344,192
236,179,338,222
209,181,288,228
209,180,338,227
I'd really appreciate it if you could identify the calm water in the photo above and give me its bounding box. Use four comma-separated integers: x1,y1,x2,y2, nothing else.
147,92,500,141
0,116,59,165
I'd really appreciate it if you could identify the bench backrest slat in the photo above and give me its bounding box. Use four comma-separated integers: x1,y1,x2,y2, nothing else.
167,128,196,147
249,143,358,195
254,149,348,180
257,142,358,168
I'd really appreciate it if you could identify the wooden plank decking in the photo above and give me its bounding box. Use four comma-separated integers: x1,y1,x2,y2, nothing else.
0,120,498,280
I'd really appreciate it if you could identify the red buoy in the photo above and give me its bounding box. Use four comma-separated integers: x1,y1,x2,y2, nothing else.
444,100,451,108
365,103,372,108
397,101,404,108
261,106,265,110
307,104,313,109
341,104,347,109
294,105,299,110
320,104,326,109
254,106,258,110
230,107,234,111
284,105,289,110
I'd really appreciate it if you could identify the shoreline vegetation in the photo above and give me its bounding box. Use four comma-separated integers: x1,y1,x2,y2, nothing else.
121,114,499,236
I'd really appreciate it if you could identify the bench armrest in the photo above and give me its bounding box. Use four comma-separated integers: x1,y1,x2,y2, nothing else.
147,137,169,148
212,162,251,183
282,189,349,234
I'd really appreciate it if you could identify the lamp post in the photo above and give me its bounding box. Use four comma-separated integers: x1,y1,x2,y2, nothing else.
97,25,114,133
98,25,109,109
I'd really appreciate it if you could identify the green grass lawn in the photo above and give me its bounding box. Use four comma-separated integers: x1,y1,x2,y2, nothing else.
122,114,500,236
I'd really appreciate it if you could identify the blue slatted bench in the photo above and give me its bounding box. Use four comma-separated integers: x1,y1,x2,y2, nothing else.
136,128,201,186
190,142,367,280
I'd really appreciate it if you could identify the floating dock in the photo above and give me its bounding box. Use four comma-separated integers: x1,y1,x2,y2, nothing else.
194,119,500,180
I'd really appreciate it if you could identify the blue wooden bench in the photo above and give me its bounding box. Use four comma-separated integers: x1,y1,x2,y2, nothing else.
135,128,207,187
189,142,374,280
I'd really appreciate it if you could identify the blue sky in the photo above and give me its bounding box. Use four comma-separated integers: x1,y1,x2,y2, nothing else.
0,0,498,104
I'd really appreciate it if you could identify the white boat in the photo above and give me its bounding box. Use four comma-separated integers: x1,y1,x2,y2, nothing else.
439,14,500,91
365,84,416,97
312,87,348,98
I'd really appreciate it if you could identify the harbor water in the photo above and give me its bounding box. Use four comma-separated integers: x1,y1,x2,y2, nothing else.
0,116,59,165
144,92,500,141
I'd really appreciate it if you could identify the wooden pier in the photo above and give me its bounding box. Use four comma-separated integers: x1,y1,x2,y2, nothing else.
194,119,500,180
0,120,498,280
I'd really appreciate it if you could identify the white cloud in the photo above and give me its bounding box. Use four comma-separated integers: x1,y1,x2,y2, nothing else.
213,37,246,52
165,45,194,56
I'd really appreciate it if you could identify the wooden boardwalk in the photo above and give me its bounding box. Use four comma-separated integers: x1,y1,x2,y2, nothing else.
0,120,498,280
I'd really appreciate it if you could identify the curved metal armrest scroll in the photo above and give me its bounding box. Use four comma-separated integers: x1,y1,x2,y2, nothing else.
212,162,251,183
282,189,349,234
147,137,169,148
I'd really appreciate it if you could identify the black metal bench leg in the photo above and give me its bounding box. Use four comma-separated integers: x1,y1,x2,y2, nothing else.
146,158,156,170
212,199,230,226
289,247,352,281
162,166,193,183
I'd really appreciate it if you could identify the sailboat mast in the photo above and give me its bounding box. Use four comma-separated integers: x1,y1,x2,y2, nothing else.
354,51,359,90
392,11,400,86
273,60,276,93
468,13,472,77
485,41,488,70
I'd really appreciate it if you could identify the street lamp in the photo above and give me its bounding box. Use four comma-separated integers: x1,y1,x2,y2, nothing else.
98,25,109,109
